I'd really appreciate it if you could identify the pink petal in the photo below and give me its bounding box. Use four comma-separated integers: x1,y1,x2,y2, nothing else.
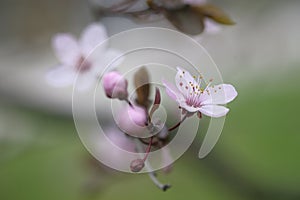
80,23,108,56
201,84,238,105
199,105,229,118
52,34,80,66
46,65,76,87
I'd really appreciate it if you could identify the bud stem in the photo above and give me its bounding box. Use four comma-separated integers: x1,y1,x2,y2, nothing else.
125,98,133,107
148,171,171,191
142,136,153,162
168,114,187,132
134,139,171,191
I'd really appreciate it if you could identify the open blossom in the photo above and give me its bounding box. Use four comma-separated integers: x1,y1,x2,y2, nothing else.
46,23,121,90
163,67,237,118
102,71,128,100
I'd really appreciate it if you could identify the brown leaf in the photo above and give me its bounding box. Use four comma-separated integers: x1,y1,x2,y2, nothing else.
192,4,235,25
134,67,150,108
148,0,185,10
110,0,139,12
165,6,205,35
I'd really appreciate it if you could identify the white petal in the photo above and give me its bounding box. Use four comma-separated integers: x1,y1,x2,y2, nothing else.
176,67,196,85
199,105,229,118
80,23,108,56
52,34,80,66
162,80,179,101
175,67,193,97
201,84,238,105
46,65,76,87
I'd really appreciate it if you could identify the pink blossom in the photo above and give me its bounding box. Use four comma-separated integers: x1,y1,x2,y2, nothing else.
102,71,128,100
94,127,136,166
46,23,121,90
163,67,237,118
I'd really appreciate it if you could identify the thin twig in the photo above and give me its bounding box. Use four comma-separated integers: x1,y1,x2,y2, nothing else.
168,114,187,132
134,139,171,191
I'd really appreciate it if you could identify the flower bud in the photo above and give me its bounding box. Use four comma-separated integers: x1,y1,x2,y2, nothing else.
117,105,148,137
102,71,128,100
130,159,145,172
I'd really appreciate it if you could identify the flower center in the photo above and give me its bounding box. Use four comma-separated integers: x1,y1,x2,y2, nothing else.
186,93,202,107
75,56,91,73
185,79,203,108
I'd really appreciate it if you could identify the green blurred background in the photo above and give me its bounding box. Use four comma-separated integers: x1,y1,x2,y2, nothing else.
0,0,300,199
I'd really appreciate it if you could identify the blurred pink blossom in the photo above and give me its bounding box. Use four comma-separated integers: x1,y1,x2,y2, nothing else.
46,23,121,90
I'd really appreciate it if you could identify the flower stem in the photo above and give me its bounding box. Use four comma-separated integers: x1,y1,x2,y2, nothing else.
125,98,133,107
134,139,171,191
168,114,187,132
148,171,171,191
142,137,153,162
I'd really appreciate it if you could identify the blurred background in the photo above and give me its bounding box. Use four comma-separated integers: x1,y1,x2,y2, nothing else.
0,0,300,199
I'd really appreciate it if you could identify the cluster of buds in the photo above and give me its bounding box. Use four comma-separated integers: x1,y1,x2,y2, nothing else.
101,67,173,190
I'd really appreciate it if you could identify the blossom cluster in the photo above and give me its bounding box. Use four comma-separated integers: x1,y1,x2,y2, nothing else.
46,0,237,192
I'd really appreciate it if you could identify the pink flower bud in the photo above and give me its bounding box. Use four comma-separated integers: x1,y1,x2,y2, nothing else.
117,105,148,137
130,159,145,172
102,71,128,100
